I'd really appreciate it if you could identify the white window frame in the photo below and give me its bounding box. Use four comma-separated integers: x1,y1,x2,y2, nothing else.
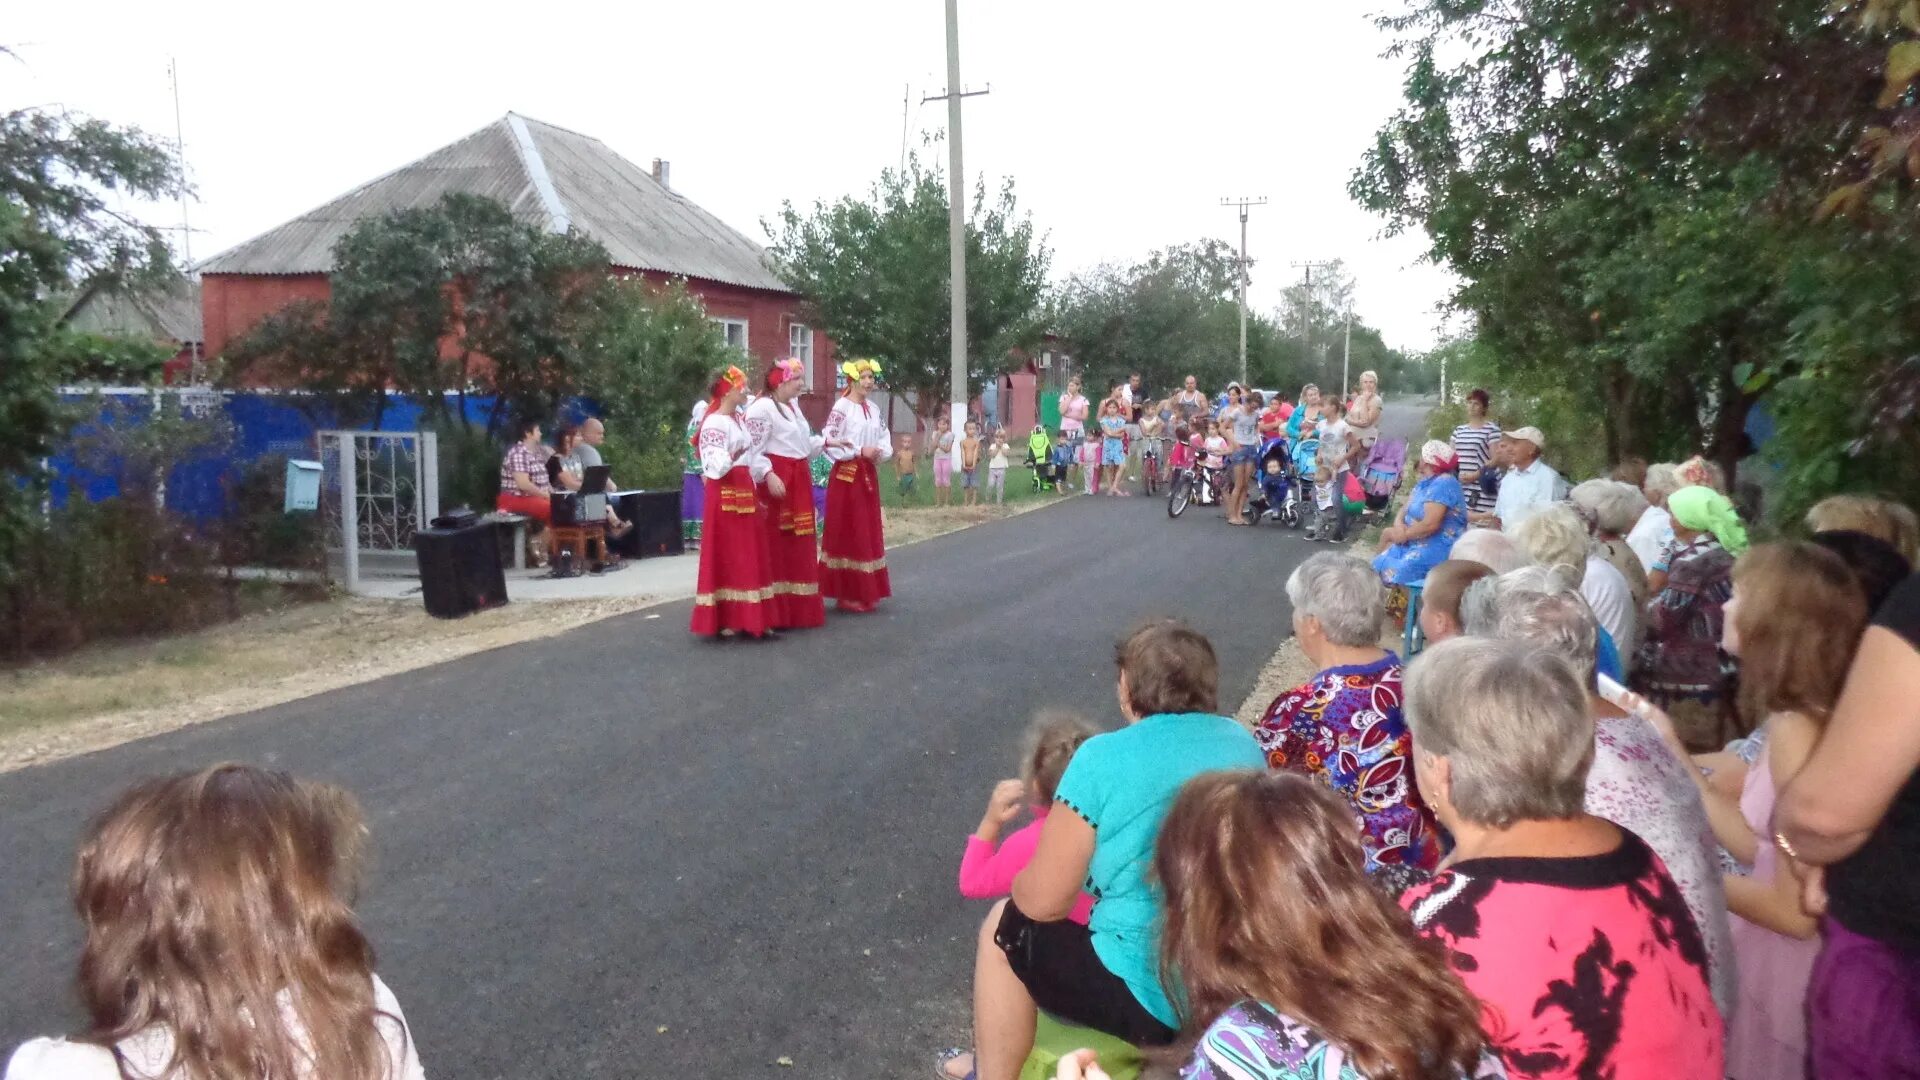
712,317,749,354
788,323,814,389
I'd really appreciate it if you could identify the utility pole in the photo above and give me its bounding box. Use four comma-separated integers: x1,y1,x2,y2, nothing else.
1220,197,1266,387
1342,308,1353,401
1290,261,1335,394
926,3,990,437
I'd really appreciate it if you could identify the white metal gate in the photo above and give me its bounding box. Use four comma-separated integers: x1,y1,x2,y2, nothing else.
317,430,440,592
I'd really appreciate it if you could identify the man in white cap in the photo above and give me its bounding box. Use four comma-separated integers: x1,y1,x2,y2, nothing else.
1472,425,1566,531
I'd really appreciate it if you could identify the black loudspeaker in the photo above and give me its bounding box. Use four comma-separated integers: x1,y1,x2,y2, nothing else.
611,490,684,558
414,522,509,618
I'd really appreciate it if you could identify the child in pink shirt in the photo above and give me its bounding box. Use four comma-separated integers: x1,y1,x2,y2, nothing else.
957,710,1097,924
1076,434,1103,495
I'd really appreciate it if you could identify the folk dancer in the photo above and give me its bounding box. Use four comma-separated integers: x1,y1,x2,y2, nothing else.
819,359,893,613
690,366,775,638
746,357,826,629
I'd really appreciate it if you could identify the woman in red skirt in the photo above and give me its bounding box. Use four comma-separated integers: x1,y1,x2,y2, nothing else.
819,359,893,613
745,357,826,629
690,366,775,638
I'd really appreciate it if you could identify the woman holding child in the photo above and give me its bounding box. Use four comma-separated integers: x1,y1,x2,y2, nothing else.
963,620,1264,1080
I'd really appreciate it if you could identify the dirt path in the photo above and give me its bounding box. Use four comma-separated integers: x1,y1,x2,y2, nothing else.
0,498,1058,773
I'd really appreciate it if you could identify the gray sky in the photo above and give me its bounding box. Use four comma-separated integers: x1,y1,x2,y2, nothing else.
7,0,1459,351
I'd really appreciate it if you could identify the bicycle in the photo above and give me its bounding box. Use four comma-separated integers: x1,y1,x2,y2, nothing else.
1167,462,1222,518
1139,437,1165,496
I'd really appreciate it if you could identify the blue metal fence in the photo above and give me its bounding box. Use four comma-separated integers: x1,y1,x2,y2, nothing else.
47,390,503,522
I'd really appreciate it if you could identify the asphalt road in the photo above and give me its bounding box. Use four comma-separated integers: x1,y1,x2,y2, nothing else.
0,405,1426,1079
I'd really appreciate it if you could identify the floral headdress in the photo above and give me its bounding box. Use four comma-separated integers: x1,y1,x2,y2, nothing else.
767,356,806,390
840,358,883,394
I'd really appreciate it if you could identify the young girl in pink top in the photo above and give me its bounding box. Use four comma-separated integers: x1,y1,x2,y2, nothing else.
944,711,1098,1080
957,710,1097,923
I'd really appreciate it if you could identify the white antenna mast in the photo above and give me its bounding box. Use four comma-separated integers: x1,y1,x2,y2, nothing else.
168,57,192,266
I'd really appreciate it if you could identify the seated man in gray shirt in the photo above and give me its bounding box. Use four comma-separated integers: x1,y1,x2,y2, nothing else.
569,417,612,488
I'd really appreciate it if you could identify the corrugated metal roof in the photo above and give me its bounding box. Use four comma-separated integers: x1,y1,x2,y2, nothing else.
196,114,790,294
62,276,203,343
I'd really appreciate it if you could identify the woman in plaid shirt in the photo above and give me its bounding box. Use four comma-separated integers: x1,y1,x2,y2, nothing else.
497,418,554,523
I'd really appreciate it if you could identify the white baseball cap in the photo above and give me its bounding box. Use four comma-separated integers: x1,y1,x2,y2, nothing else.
1506,426,1547,449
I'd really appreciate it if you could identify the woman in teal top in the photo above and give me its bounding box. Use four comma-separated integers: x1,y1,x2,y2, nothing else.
963,620,1264,1080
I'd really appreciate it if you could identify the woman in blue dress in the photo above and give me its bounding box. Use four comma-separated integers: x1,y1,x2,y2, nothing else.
1373,440,1469,587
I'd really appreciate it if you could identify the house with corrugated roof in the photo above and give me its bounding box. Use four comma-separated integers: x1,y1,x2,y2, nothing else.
62,275,205,384
197,113,834,407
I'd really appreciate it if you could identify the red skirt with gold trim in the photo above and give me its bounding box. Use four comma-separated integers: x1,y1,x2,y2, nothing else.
760,453,825,628
819,456,891,607
690,467,774,637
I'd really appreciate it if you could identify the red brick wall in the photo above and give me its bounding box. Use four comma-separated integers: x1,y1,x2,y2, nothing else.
201,274,331,358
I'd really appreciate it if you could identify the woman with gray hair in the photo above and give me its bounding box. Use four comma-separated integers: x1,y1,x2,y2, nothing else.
1628,462,1682,573
1463,567,1736,1018
1570,479,1651,615
1257,553,1443,876
1399,637,1725,1077
1512,503,1637,657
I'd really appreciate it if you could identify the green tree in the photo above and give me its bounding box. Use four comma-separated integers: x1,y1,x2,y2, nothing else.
766,152,1050,420
0,107,184,580
1351,0,1903,514
1049,240,1258,396
224,193,612,431
581,278,741,487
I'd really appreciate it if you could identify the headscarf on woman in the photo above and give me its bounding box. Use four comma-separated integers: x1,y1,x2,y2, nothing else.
1419,439,1458,473
1668,485,1749,555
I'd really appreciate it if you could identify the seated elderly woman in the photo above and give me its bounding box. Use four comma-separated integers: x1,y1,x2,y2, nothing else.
969,619,1263,1080
1398,637,1725,1077
1513,503,1638,658
1258,553,1444,878
1632,485,1748,751
1448,527,1531,574
1628,461,1681,574
1461,566,1735,1018
1570,478,1650,615
1373,440,1470,592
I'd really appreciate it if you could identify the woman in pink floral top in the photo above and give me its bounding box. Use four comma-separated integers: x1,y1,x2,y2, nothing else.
1400,638,1723,1080
1257,554,1443,876
1463,566,1735,1017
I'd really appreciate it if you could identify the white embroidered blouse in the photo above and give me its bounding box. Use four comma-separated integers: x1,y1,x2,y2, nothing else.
697,411,754,481
822,397,893,464
745,395,824,483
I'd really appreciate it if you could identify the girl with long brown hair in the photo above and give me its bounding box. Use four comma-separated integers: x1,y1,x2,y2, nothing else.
1059,771,1500,1080
1631,541,1870,1080
4,763,425,1080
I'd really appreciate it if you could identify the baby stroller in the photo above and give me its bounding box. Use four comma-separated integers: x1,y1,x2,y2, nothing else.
1245,436,1303,527
1361,438,1410,512
1278,430,1322,530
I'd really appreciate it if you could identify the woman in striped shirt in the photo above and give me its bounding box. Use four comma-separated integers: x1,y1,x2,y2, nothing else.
1451,389,1502,514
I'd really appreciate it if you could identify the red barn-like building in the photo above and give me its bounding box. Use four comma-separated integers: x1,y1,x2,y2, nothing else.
197,113,836,415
